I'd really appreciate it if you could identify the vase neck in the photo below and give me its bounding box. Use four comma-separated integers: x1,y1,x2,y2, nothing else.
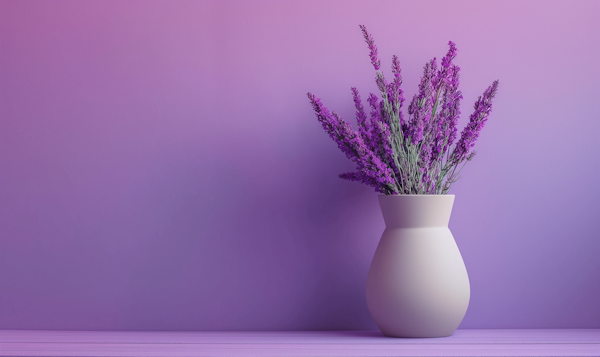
378,195,455,229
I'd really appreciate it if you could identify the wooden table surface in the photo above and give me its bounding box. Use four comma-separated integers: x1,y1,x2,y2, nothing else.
1,329,599,356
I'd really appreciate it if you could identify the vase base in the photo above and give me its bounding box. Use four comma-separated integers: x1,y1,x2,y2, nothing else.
382,331,455,338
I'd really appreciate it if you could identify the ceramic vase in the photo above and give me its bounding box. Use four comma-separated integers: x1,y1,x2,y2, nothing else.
366,194,470,338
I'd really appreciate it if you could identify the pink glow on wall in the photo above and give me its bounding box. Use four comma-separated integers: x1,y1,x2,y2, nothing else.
1,0,599,330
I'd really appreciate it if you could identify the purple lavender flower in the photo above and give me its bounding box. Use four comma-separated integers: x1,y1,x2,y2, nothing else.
367,93,381,122
391,55,402,88
452,80,499,164
419,138,433,169
375,72,387,97
307,92,395,191
390,55,406,126
365,93,395,178
365,92,398,177
352,87,371,145
339,172,380,192
431,64,462,163
334,116,395,189
422,42,461,168
444,64,462,149
433,41,458,93
359,25,380,71
406,58,437,144
366,93,383,152
376,120,401,179
307,25,499,195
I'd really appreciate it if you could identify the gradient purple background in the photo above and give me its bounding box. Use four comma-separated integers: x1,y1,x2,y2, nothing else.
1,0,599,331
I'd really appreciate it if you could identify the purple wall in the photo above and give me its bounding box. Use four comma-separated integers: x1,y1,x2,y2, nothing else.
1,0,599,331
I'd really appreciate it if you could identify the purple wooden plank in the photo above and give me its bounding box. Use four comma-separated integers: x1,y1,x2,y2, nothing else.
2,329,600,343
2,342,600,356
1,330,599,356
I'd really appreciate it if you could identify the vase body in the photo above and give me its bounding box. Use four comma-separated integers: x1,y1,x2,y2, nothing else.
366,194,470,338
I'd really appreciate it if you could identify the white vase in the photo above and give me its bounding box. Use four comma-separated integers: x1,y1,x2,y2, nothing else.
366,194,470,338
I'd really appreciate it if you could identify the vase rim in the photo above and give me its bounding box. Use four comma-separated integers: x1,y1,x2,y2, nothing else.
378,194,455,228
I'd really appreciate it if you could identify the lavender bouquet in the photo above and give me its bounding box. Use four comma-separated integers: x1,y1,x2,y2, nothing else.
307,25,499,195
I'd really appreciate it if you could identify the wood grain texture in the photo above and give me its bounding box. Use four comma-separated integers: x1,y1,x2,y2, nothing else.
1,329,599,356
